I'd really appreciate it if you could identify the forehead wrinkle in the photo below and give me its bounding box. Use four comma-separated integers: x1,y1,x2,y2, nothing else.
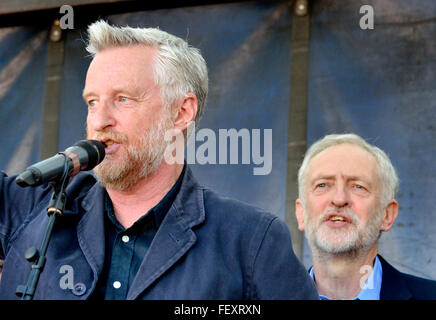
310,173,374,189
84,45,158,97
82,83,155,101
307,147,378,188
311,173,371,182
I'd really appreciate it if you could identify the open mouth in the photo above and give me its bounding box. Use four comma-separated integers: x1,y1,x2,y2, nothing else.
100,139,115,148
98,139,121,155
325,214,351,224
103,140,114,148
330,216,346,222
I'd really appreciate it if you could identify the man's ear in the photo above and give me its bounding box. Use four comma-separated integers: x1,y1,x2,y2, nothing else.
295,199,306,231
173,92,198,132
380,199,399,232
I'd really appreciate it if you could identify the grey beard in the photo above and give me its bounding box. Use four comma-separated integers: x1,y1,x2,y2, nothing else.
304,207,383,257
92,115,173,191
94,139,167,191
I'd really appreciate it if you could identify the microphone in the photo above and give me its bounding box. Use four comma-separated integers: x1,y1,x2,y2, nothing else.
15,140,105,187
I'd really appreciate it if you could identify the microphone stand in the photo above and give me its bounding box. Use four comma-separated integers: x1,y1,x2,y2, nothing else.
16,158,70,300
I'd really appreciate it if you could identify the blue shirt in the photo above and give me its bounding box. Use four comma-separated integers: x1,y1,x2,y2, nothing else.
309,255,383,300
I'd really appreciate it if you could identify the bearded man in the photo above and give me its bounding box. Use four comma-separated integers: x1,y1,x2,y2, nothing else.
295,133,436,300
0,20,318,300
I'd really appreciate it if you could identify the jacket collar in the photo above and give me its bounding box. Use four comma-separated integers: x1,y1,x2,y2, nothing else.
76,181,106,295
127,166,205,299
74,166,205,299
378,254,413,300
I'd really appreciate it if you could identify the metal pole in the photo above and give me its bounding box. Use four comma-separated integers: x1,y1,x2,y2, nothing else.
285,0,310,260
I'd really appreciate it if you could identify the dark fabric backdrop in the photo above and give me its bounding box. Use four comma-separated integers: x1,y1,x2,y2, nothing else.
0,0,434,279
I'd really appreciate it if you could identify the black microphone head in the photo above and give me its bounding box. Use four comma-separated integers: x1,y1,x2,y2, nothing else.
15,168,40,187
73,140,105,170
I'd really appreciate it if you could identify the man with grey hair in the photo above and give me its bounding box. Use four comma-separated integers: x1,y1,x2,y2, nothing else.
295,133,436,300
0,20,318,300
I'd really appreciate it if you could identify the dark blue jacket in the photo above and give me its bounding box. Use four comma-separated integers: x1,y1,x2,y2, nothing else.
0,167,318,300
379,255,436,300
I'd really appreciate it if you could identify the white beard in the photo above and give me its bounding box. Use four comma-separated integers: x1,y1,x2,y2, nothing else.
304,206,382,256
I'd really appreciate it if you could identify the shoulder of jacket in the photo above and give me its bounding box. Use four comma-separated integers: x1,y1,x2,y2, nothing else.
402,272,436,297
201,187,280,227
202,187,269,212
65,171,99,197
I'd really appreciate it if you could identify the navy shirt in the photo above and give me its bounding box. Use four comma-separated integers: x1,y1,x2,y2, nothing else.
92,166,185,299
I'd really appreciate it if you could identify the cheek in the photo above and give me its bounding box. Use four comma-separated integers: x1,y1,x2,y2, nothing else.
86,113,97,131
86,119,93,137
307,194,330,214
127,109,153,129
352,201,378,226
304,200,323,227
114,113,142,135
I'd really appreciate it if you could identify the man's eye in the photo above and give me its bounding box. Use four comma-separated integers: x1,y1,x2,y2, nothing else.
118,96,129,102
313,183,328,194
314,183,327,191
88,100,97,107
353,184,369,194
317,183,326,188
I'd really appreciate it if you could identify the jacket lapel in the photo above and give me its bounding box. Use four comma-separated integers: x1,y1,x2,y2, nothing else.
75,182,106,294
127,167,205,300
379,255,413,300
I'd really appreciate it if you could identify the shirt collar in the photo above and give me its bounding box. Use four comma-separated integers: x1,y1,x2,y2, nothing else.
153,164,185,227
309,255,383,300
104,164,186,232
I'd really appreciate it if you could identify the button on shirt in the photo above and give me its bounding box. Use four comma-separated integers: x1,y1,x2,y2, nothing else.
309,256,383,300
92,166,185,300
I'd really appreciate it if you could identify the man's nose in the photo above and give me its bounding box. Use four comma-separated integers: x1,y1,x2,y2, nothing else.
88,100,116,132
331,185,349,208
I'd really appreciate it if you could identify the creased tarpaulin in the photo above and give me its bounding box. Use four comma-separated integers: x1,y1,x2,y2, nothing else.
0,0,435,283
0,26,47,175
304,0,436,280
58,1,294,223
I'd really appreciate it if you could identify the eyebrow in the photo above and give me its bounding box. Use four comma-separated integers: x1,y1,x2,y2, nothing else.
82,87,149,101
310,175,333,185
82,89,95,100
310,175,371,185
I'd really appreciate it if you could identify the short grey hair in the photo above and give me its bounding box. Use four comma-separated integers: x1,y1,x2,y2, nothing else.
85,20,208,128
298,133,399,208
